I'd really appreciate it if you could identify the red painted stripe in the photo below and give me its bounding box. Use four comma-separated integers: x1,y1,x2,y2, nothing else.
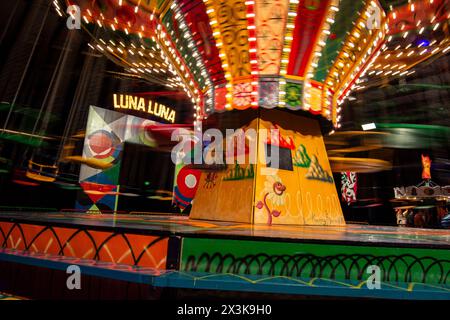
287,0,330,76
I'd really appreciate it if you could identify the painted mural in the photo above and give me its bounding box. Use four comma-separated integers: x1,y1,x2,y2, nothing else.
254,112,344,226
77,106,161,213
341,172,357,205
191,110,344,226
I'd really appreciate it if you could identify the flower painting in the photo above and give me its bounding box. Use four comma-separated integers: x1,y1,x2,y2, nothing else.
256,175,286,225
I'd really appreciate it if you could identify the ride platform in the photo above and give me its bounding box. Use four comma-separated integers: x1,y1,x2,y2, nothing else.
0,212,449,300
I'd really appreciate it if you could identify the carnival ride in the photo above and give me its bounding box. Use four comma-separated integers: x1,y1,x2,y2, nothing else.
1,0,450,300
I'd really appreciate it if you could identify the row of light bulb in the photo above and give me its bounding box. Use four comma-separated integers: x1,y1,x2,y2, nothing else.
64,0,204,121
358,2,450,85
170,1,215,129
331,1,387,128
203,0,233,115
303,0,340,118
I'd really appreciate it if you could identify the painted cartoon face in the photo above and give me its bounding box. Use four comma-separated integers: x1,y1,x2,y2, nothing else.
273,181,286,195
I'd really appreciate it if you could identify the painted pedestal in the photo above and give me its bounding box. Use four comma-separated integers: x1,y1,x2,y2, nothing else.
190,109,345,226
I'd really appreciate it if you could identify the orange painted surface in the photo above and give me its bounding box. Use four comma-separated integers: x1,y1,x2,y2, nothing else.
0,222,169,269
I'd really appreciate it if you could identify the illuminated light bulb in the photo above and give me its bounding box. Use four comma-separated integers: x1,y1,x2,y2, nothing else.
431,47,440,54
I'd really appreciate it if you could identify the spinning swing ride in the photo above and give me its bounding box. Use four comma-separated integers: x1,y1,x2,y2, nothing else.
51,0,450,226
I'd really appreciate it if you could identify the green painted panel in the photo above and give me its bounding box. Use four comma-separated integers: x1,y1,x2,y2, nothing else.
285,80,303,109
181,237,450,285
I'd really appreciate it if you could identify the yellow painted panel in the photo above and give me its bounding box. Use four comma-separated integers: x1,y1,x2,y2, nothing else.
254,110,344,226
190,119,258,223
210,0,251,79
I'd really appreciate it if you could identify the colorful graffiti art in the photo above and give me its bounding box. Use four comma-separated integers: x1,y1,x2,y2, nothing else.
190,110,344,226
341,172,357,205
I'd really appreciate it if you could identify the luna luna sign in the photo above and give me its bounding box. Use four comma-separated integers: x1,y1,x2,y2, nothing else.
113,94,176,123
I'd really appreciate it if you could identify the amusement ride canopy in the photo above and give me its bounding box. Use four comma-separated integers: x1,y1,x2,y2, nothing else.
53,0,450,131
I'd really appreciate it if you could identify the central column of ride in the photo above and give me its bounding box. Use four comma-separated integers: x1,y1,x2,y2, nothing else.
190,108,345,226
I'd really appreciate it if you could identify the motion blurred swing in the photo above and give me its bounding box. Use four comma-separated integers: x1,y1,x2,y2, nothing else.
24,4,68,182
